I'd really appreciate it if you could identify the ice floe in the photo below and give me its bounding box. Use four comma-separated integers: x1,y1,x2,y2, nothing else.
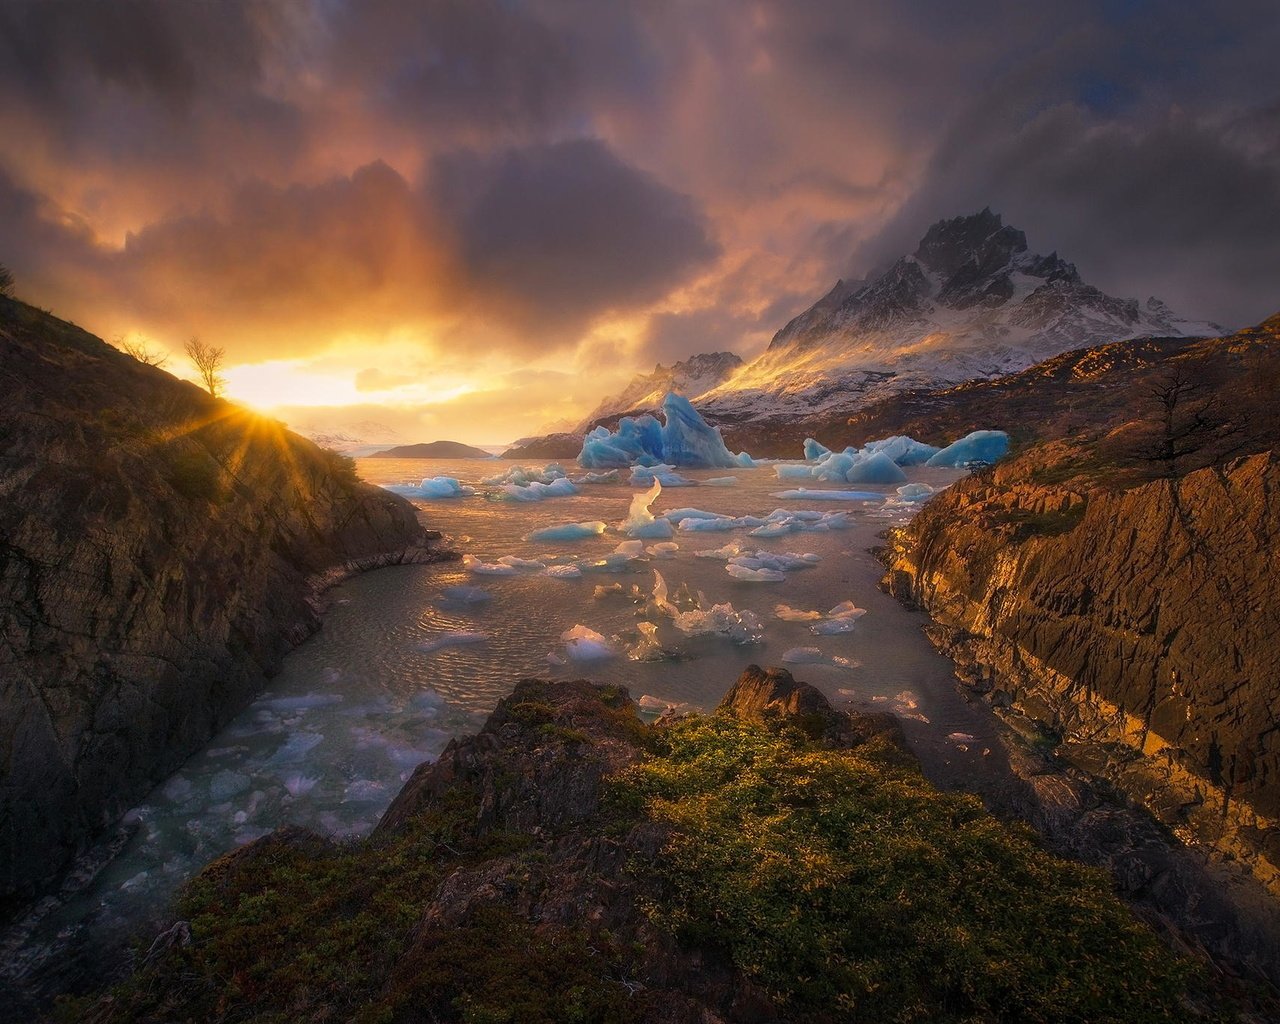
523,521,607,542
579,392,753,469
383,476,476,499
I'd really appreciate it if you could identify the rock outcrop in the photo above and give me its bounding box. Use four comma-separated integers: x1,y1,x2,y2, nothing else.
878,314,1280,899
72,668,1251,1023
0,297,438,912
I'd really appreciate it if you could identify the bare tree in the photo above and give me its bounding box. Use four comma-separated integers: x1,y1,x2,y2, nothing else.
0,263,13,297
1134,364,1241,478
185,337,226,397
117,335,169,368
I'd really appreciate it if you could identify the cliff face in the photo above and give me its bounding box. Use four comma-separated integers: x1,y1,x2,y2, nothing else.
884,446,1280,894
0,297,434,912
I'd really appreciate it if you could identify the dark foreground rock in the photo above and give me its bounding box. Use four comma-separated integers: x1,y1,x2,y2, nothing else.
63,669,1274,1023
0,296,441,913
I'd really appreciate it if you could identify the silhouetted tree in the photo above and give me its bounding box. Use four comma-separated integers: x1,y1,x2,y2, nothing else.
185,337,226,397
1135,364,1241,478
117,335,169,368
0,263,13,297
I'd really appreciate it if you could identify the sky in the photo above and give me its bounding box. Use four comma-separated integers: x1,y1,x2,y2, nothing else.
2,0,1278,445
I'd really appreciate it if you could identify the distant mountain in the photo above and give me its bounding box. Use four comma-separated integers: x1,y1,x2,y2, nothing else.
696,208,1222,426
302,420,402,455
369,440,494,459
577,351,743,430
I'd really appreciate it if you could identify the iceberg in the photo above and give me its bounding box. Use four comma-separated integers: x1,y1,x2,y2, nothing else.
579,391,752,469
803,438,831,460
844,451,908,484
863,435,941,466
524,521,607,542
620,479,675,538
384,476,476,499
926,430,1010,468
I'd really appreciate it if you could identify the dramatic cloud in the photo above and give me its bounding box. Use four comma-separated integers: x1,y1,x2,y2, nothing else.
1,0,1276,440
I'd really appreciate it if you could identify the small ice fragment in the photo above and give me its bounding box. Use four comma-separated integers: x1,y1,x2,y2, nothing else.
282,772,318,797
947,732,976,743
544,564,583,579
593,583,625,599
726,564,786,582
559,624,616,661
441,585,492,603
647,541,679,558
627,621,673,662
782,646,825,664
704,476,737,486
418,630,488,653
638,693,689,711
463,554,519,575
775,604,823,621
524,521,607,542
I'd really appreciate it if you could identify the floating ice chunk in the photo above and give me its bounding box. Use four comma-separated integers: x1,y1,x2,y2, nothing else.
895,483,934,502
418,630,487,653
827,600,867,619
627,621,673,662
812,618,857,635
501,477,579,501
647,541,679,558
678,517,743,532
863,435,941,466
926,430,1009,468
481,464,566,486
383,476,476,499
726,563,786,582
267,732,324,765
620,478,675,538
524,521,607,542
638,693,689,711
695,541,746,561
209,769,252,801
578,469,622,484
593,583,625,599
612,540,645,558
544,564,583,579
282,774,317,797
775,604,823,621
845,451,907,484
558,624,616,661
809,600,867,634
704,476,737,486
775,463,817,480
440,585,492,604
771,488,883,501
462,554,519,575
781,647,858,669
663,508,727,524
947,732,976,744
673,603,764,644
803,438,831,461
500,555,548,571
749,520,796,538
816,452,858,481
631,463,695,487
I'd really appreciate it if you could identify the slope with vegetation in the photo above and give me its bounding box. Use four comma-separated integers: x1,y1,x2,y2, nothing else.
66,668,1263,1024
0,296,438,913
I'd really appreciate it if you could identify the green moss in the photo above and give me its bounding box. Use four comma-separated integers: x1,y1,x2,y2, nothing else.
616,714,1215,1024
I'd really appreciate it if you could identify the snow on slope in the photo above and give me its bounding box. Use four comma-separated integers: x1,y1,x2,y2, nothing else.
577,351,743,430
695,209,1222,425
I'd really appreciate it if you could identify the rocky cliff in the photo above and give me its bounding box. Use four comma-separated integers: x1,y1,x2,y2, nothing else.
881,315,1280,897
70,667,1253,1023
0,297,437,913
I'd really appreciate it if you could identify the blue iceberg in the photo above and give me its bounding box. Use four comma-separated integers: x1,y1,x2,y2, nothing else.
845,451,908,484
579,392,751,469
926,430,1010,468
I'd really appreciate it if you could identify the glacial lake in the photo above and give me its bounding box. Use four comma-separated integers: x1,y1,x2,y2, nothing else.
4,457,1015,1003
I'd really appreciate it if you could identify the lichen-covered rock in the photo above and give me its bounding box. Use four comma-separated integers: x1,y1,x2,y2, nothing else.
0,297,437,911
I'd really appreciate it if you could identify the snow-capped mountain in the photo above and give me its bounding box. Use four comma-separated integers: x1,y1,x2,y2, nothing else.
577,351,743,429
301,420,403,455
696,209,1222,424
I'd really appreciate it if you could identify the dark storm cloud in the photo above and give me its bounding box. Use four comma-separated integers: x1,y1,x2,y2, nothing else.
1,0,1277,375
430,139,720,335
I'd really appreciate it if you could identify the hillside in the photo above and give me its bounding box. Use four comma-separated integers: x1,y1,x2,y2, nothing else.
69,668,1260,1023
368,440,493,459
575,351,743,430
0,297,439,913
879,314,1280,897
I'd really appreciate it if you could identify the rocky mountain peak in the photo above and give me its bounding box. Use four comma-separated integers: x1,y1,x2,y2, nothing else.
913,207,1028,279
